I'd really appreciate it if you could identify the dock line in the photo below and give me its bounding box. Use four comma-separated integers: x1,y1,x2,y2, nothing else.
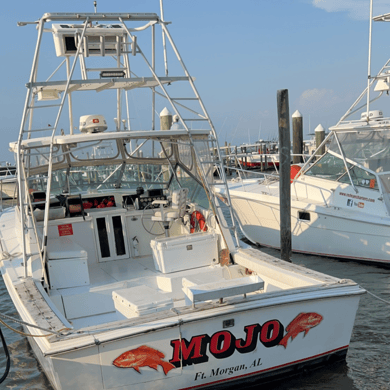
366,290,390,305
0,312,68,337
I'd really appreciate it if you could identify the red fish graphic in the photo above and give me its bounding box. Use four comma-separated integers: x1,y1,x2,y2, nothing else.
279,312,323,348
113,345,175,375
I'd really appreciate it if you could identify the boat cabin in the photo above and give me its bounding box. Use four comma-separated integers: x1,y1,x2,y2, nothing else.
295,114,390,217
6,128,266,328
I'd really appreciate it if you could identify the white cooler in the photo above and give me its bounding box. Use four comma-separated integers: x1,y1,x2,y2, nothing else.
151,232,219,274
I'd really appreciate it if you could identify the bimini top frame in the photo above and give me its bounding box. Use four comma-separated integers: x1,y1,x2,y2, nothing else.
15,9,241,281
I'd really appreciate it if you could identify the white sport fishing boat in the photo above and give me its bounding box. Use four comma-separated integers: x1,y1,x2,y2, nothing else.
0,7,364,390
217,3,390,266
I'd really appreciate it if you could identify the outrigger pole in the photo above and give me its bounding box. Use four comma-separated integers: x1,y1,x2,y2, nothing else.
367,0,374,118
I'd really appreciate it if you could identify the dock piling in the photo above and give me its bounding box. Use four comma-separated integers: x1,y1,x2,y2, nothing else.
160,107,172,130
292,110,303,164
262,143,267,171
277,89,292,263
315,124,326,156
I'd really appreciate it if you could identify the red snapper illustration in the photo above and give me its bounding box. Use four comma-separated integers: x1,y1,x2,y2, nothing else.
279,312,323,348
113,345,175,375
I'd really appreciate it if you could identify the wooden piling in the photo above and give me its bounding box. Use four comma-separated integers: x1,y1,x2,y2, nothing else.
277,89,292,262
315,124,325,156
292,110,303,164
262,143,267,171
160,107,172,130
160,108,172,181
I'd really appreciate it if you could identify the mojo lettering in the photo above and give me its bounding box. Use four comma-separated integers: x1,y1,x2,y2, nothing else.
169,319,284,368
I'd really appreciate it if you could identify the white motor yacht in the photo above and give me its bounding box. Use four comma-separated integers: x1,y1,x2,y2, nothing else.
216,4,390,266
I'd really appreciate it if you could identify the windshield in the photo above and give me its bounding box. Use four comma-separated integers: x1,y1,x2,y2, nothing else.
24,133,213,209
328,130,390,173
305,153,351,181
304,151,379,190
28,163,167,196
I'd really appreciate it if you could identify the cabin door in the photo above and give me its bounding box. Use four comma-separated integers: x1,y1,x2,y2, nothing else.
93,212,130,262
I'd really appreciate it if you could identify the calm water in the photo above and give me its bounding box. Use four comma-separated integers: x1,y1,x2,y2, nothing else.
0,211,389,388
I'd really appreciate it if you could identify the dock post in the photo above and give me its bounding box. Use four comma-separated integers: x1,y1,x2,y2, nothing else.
292,110,303,164
234,146,238,168
259,143,263,172
160,108,172,181
262,143,267,170
315,124,325,157
277,89,292,262
160,107,172,130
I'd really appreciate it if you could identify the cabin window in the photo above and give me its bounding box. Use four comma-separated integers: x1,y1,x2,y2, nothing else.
298,211,310,221
112,216,126,256
338,166,378,190
178,142,194,171
304,153,351,181
64,36,77,52
70,140,119,161
97,217,110,258
170,171,210,210
124,138,173,160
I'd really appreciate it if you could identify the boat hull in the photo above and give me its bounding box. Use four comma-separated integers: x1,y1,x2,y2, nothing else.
0,178,17,199
24,294,360,390
230,196,390,265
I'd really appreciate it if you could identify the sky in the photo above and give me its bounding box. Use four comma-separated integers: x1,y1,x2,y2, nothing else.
1,0,390,161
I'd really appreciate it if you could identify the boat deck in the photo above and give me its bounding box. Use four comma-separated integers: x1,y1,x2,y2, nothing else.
0,205,345,334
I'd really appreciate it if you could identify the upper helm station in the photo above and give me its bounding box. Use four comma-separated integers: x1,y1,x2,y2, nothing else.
12,11,240,250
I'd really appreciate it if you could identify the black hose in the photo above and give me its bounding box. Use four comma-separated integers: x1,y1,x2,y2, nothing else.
0,325,10,384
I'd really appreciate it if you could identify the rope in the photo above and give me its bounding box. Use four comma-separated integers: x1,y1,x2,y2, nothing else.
366,290,390,305
0,312,68,338
224,264,233,279
1,251,22,260
0,318,53,338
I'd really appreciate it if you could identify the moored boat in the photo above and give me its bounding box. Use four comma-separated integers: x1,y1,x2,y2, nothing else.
0,162,17,199
217,3,390,266
0,7,364,390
